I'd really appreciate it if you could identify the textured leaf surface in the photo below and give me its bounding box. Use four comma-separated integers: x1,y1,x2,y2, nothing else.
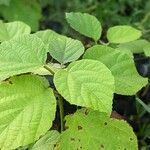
54,60,115,114
107,25,142,43
60,109,138,150
0,21,31,42
0,0,41,31
31,130,60,150
0,75,56,150
66,12,102,41
83,45,148,95
118,39,150,53
49,35,84,64
0,34,47,81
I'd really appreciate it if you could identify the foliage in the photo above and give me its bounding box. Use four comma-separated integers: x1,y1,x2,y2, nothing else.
0,11,150,150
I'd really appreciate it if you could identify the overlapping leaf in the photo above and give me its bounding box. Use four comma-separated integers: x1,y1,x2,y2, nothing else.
0,34,47,81
60,109,138,150
54,59,115,114
34,29,59,51
30,130,60,150
66,12,102,41
117,39,150,53
107,25,142,43
49,35,84,64
0,75,56,150
83,45,148,95
0,21,31,42
35,30,84,64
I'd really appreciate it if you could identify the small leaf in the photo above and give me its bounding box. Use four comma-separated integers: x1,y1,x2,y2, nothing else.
118,39,150,53
66,12,102,41
0,0,41,31
60,109,138,150
143,43,150,56
0,75,56,150
54,60,115,114
107,25,142,43
0,21,31,42
30,130,60,150
0,34,47,81
83,45,148,95
49,35,84,64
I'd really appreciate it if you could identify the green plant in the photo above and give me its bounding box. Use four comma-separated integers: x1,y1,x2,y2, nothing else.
0,12,149,150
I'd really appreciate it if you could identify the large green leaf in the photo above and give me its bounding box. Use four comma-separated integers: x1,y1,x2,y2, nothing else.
54,60,115,114
0,21,31,42
60,109,138,150
0,34,47,81
49,35,84,64
66,12,102,41
117,39,150,53
0,0,41,31
83,45,148,95
30,130,60,150
0,75,56,150
107,25,142,43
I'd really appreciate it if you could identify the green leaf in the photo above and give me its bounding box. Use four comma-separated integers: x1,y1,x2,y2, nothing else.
0,34,47,81
54,60,115,114
83,45,148,95
143,43,150,56
66,12,102,41
34,30,59,51
0,0,41,31
117,39,150,53
0,75,56,150
60,109,138,150
49,35,84,64
30,130,60,150
107,25,142,43
0,21,31,42
35,30,84,64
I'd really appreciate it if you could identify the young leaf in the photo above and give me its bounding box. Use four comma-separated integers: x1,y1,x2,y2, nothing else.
107,25,142,43
49,35,84,64
83,45,148,95
30,130,60,150
54,59,115,114
0,0,41,31
0,34,47,81
0,75,56,150
117,39,150,53
60,109,138,150
0,21,31,42
66,12,102,41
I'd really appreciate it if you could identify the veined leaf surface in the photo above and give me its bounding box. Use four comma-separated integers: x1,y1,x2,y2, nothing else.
0,75,56,150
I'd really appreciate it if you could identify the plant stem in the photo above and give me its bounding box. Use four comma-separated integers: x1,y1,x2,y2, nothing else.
57,94,64,132
44,65,55,75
